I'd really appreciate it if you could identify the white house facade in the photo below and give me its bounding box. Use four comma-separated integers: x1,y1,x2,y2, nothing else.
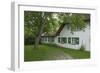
41,22,90,51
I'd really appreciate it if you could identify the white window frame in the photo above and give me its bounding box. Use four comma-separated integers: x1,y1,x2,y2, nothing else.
72,37,79,45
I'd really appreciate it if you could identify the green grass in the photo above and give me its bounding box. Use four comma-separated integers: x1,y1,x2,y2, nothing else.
24,44,90,61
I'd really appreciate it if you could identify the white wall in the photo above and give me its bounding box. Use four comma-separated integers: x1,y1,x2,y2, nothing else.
0,0,100,73
55,24,90,51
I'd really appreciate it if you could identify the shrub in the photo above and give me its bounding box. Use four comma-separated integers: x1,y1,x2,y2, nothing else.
24,36,35,45
79,45,85,51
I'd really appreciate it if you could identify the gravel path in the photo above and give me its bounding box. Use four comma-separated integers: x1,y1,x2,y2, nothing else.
49,50,73,60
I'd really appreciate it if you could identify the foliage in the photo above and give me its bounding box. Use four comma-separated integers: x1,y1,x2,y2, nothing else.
70,14,86,31
24,36,35,45
24,11,90,45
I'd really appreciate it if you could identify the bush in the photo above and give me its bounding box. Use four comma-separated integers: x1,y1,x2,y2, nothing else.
24,36,42,45
24,36,35,45
79,45,85,51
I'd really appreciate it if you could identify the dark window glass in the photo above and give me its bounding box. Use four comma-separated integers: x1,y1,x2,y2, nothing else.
48,37,54,42
61,37,67,44
68,37,71,44
58,37,60,43
58,37,67,44
45,37,47,41
72,37,79,45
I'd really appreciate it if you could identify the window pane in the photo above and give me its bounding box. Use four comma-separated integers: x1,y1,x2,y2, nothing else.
58,37,60,43
45,37,47,41
41,37,44,41
51,37,54,42
72,37,79,45
75,38,79,44
68,37,71,44
48,37,54,42
58,37,67,44
61,37,67,44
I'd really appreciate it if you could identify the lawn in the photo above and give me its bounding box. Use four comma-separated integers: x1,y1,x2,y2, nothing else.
24,44,90,61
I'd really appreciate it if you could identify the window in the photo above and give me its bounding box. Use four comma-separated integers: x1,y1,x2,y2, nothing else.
72,37,79,45
61,37,67,44
68,37,79,45
48,37,54,42
58,37,67,44
58,37,60,43
68,37,71,44
58,37,79,45
51,37,54,42
44,37,47,41
41,37,44,41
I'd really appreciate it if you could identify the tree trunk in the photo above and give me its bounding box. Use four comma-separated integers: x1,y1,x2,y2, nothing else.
34,12,45,49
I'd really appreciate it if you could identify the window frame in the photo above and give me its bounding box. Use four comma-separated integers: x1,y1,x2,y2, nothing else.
68,37,71,44
58,37,67,44
71,37,79,45
48,37,54,42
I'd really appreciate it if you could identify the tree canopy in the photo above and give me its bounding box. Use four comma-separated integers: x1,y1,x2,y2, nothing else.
24,11,90,45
